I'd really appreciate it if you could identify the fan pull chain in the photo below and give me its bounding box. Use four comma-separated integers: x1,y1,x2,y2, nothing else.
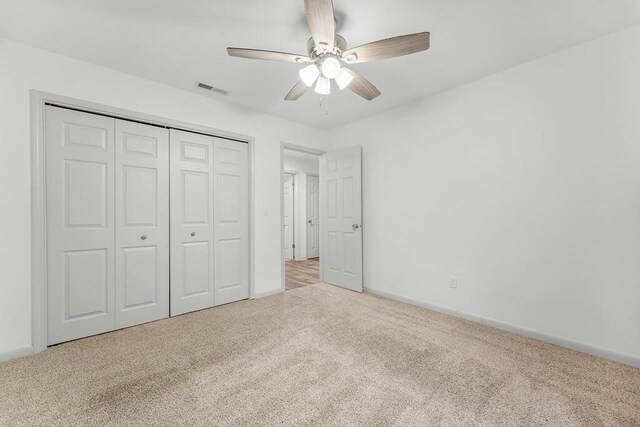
318,94,330,115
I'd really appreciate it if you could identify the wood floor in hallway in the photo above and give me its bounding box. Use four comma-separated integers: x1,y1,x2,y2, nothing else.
285,258,320,290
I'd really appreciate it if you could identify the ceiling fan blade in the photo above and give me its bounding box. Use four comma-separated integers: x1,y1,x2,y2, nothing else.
346,70,381,101
341,32,430,64
227,48,310,64
284,81,311,101
304,0,335,51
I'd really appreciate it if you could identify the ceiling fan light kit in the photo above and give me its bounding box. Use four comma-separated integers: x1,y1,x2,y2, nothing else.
227,0,431,104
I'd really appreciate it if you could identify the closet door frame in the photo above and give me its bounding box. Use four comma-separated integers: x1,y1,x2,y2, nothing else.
30,91,255,355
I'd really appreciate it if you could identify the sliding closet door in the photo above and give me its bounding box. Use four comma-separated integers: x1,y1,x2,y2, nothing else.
170,129,215,315
46,106,116,345
115,120,169,328
45,106,249,342
214,138,249,305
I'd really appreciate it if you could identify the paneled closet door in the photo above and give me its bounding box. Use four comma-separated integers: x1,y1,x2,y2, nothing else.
115,120,170,328
214,138,249,305
170,129,215,315
46,106,116,345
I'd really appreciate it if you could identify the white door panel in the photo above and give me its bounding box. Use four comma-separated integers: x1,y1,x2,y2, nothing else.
283,173,295,260
321,146,363,292
214,138,249,305
46,106,116,345
115,120,169,328
306,174,320,258
170,129,215,315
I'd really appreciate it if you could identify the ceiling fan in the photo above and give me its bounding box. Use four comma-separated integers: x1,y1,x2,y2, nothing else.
227,0,430,101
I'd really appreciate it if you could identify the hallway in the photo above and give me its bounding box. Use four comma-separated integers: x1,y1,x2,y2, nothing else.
285,258,320,290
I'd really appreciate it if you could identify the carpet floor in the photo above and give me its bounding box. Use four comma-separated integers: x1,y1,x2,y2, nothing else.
0,283,638,426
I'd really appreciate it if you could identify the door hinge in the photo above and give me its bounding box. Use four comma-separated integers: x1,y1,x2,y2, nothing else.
292,243,295,248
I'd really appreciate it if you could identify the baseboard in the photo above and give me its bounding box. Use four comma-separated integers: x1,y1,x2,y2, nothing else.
0,345,34,363
364,287,640,368
253,288,284,299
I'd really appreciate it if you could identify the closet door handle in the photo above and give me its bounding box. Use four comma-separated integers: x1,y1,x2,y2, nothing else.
140,235,147,240
190,232,196,237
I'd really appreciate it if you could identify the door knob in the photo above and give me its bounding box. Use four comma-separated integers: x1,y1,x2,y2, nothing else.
140,235,147,240
190,232,196,237
352,224,361,230
308,220,312,224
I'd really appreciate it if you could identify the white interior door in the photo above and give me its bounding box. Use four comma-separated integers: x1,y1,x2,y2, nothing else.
46,106,116,345
169,129,215,315
213,138,249,305
283,173,295,260
306,174,320,259
115,120,169,328
321,146,363,292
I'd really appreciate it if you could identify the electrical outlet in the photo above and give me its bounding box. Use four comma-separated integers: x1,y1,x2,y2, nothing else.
450,277,458,289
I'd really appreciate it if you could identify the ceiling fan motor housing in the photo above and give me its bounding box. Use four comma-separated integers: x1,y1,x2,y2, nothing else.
307,34,347,60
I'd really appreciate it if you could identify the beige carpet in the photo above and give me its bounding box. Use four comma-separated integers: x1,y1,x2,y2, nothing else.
0,284,638,426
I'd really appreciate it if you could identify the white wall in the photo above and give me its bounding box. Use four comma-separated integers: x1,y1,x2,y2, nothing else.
331,25,640,361
0,38,328,356
283,153,320,259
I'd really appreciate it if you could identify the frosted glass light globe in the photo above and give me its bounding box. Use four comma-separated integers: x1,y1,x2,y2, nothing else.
299,64,320,86
321,57,341,79
314,76,331,95
335,68,353,90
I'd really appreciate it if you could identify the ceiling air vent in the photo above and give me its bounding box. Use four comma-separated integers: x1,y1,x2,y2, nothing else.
196,82,228,96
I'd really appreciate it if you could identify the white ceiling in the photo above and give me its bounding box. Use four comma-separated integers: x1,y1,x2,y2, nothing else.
1,0,639,129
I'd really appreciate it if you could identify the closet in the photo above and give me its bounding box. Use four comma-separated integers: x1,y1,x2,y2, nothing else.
45,105,249,345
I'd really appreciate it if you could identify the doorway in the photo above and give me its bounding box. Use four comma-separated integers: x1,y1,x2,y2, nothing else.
281,146,323,290
280,143,364,294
